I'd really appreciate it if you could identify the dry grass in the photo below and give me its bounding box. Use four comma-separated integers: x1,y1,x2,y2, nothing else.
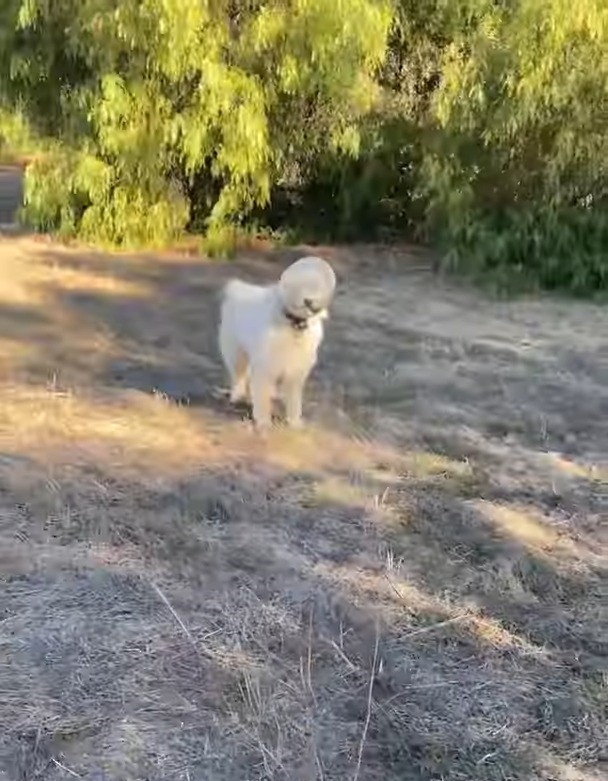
0,233,606,781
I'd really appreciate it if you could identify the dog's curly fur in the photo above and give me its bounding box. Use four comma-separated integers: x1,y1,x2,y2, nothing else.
218,256,336,428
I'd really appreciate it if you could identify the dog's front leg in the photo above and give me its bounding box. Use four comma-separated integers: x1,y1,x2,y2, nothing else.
283,377,305,429
250,371,273,429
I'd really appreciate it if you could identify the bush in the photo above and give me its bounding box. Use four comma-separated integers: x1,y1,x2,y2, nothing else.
410,0,608,293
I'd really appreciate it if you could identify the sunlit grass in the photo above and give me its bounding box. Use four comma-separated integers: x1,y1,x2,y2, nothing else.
473,499,584,559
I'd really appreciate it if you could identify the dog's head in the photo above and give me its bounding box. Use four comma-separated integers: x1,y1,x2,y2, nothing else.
278,256,336,330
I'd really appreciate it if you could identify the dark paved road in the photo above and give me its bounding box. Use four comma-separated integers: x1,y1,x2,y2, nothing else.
0,166,23,224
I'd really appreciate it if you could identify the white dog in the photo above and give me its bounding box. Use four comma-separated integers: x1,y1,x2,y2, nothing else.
218,256,336,428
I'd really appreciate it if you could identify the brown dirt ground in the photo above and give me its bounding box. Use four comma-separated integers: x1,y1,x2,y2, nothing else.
0,231,606,781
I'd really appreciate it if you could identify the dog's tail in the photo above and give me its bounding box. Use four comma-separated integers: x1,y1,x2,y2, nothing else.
219,279,256,320
222,278,244,300
219,279,243,311
221,278,264,307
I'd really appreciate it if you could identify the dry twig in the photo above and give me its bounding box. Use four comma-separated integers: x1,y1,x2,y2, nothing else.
353,628,379,781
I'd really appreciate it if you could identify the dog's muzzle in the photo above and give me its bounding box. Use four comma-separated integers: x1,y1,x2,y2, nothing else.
284,310,309,331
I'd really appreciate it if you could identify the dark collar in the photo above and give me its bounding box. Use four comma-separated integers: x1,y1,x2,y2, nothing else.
284,310,309,331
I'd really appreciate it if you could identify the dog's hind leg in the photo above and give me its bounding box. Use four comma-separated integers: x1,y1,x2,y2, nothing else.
229,350,250,404
219,322,250,403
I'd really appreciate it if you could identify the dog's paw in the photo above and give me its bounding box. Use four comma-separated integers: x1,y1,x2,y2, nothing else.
253,422,272,439
251,413,272,430
229,391,245,404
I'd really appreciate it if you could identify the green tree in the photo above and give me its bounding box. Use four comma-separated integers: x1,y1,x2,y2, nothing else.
1,0,392,247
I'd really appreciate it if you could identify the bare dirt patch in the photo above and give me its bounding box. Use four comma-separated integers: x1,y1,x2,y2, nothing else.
0,234,606,781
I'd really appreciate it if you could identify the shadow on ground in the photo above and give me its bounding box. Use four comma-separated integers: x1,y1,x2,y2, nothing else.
1,451,605,781
0,235,606,780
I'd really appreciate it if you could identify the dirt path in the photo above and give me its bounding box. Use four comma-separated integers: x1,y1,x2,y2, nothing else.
0,166,22,225
0,234,606,781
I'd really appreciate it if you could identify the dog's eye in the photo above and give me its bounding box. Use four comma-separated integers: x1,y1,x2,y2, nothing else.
304,298,320,313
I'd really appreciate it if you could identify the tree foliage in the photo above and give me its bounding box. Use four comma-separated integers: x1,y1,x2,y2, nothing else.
1,0,607,292
1,0,391,246
419,0,608,292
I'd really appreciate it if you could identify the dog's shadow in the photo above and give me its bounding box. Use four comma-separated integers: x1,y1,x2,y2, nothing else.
108,361,239,419
108,351,300,429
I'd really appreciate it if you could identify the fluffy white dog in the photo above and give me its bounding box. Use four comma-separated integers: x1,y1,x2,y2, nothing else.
218,256,336,428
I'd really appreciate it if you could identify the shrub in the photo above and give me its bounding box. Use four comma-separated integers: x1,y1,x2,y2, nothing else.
416,0,608,292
